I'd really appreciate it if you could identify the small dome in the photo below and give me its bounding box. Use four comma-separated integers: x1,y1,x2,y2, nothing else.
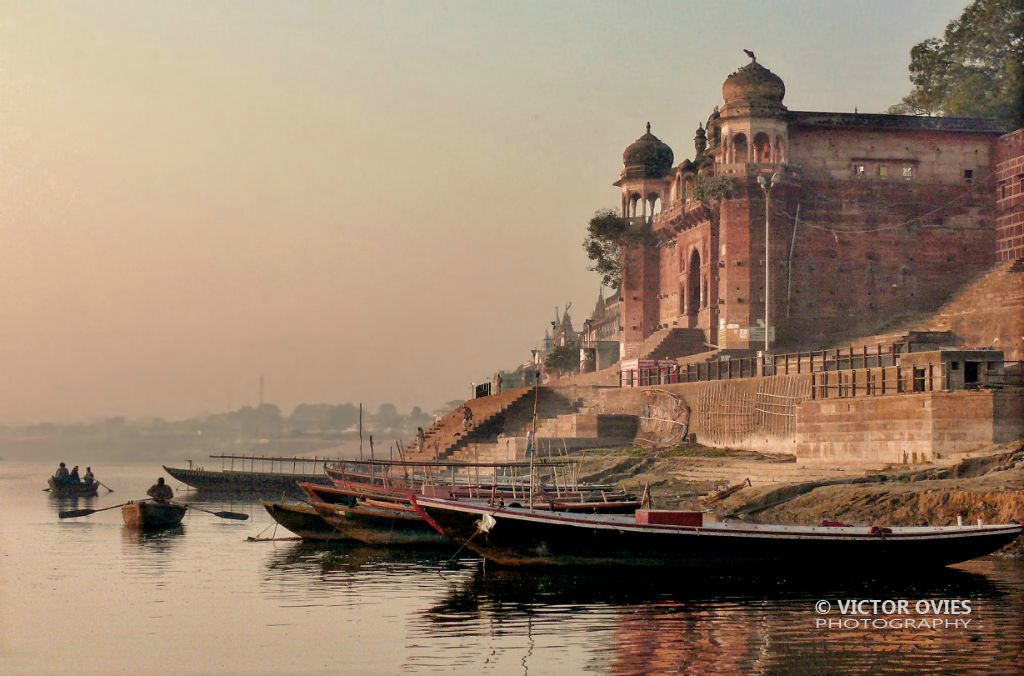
622,122,674,179
722,55,785,111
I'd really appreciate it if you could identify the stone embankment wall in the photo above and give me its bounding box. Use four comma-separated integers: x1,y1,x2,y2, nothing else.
794,390,1024,463
555,378,1022,464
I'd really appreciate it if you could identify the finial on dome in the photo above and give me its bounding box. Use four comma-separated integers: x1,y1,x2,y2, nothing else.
646,121,651,133
743,48,756,62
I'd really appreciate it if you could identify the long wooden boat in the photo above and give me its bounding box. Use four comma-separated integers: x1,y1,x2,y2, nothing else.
47,478,99,497
297,482,360,505
163,465,331,495
260,500,351,541
330,477,641,514
413,496,1024,570
310,500,450,547
122,501,187,530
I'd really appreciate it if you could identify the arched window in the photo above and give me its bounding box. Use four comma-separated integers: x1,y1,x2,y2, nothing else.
629,193,643,218
683,175,695,202
688,249,701,315
774,135,785,163
732,133,748,163
649,193,662,216
753,132,771,163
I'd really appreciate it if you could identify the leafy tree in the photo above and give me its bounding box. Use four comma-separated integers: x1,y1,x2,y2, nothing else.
888,0,1023,125
692,176,738,207
582,209,645,288
544,345,579,375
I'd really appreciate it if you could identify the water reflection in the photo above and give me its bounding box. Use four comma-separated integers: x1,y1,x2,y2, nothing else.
418,564,1020,674
46,494,98,514
120,526,186,577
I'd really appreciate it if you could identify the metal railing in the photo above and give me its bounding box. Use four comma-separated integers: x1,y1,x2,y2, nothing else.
619,341,909,388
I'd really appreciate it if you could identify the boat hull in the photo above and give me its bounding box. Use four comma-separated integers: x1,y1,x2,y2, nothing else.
414,498,1023,570
163,465,330,496
311,501,449,547
260,500,351,541
122,501,187,530
47,478,99,497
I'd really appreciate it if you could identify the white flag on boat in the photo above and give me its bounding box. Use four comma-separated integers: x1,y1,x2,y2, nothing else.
477,513,497,533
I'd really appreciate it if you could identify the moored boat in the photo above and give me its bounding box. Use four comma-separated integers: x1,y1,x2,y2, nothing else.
47,478,100,497
163,465,331,496
311,501,450,546
297,482,360,505
329,477,641,514
122,501,187,530
260,499,351,541
412,496,1024,571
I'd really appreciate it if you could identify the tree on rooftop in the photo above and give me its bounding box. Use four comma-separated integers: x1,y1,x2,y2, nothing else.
544,344,579,375
582,209,645,288
888,0,1023,126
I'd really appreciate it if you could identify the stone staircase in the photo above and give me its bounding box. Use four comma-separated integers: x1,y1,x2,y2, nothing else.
637,328,710,361
404,388,532,461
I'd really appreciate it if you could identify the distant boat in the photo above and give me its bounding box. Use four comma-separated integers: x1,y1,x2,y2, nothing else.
413,496,1024,570
260,500,351,541
47,478,99,497
121,501,187,530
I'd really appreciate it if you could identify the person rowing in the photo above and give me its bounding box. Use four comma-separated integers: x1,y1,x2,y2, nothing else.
146,477,174,503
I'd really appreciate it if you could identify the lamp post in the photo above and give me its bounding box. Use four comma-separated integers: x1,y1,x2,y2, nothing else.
756,171,783,356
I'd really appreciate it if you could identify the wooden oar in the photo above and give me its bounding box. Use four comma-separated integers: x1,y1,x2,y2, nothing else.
97,481,115,493
59,501,134,519
174,502,249,520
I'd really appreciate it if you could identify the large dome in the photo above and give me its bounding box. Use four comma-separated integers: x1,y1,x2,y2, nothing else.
722,55,786,114
621,123,674,180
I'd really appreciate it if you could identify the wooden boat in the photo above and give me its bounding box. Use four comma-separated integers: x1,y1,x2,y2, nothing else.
412,496,1024,570
47,478,99,497
330,477,641,514
163,464,331,495
297,482,360,505
310,500,450,546
260,500,351,541
121,501,187,530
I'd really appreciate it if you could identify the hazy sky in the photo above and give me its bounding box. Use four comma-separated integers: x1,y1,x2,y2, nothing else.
0,0,969,423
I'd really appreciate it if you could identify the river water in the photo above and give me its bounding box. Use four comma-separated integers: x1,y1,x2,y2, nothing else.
2,461,1022,674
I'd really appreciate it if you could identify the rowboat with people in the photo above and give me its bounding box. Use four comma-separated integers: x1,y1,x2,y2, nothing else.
47,478,100,497
412,496,1024,571
121,501,188,530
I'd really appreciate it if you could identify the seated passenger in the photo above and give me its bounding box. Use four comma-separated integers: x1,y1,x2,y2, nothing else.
53,462,71,485
69,466,81,484
83,467,95,484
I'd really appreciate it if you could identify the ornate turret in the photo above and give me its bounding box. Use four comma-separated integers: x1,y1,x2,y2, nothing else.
694,123,708,157
620,122,674,180
721,52,787,118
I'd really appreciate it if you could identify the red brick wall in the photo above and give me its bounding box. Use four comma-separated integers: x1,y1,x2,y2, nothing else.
995,129,1024,261
773,177,995,348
